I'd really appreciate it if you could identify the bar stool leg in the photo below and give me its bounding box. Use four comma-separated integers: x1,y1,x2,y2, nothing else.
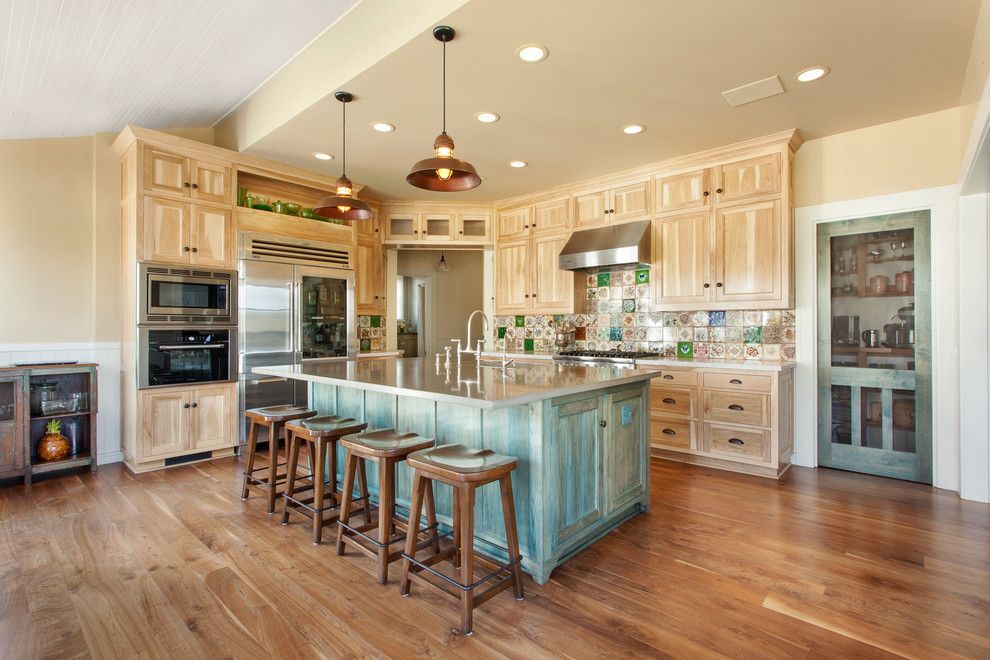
328,438,338,506
399,471,425,596
357,458,372,525
265,421,280,514
280,431,301,525
499,474,525,600
336,451,357,555
423,480,441,554
451,488,461,569
312,438,325,544
241,420,260,500
377,457,394,583
458,485,476,635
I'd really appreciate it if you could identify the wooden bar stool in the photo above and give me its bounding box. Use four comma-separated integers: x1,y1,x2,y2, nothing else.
336,429,440,584
280,415,368,544
241,405,317,514
399,443,524,636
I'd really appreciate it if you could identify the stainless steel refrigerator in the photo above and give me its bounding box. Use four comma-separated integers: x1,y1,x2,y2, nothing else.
238,233,356,442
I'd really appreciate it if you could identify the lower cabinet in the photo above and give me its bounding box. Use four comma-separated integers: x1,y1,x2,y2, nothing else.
650,366,793,479
549,383,650,551
136,382,236,465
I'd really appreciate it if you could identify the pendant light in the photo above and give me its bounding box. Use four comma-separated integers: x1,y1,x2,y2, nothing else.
315,91,373,221
437,252,450,272
407,26,481,192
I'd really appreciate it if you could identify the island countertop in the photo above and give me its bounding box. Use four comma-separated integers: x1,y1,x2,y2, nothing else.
253,356,662,410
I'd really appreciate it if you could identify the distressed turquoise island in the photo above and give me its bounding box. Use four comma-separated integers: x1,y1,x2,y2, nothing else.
254,356,661,584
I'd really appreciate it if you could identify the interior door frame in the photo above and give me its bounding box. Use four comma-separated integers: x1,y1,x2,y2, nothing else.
815,211,933,483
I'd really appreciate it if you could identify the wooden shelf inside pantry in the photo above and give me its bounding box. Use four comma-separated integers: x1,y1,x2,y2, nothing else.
30,410,91,422
31,452,93,473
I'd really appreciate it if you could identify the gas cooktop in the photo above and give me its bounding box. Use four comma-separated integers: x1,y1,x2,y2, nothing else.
553,349,659,366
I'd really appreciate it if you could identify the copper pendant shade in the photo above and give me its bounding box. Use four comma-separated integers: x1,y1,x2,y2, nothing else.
407,26,481,192
315,91,373,221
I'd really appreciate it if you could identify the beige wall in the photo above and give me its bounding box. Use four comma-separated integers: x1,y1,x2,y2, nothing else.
0,137,95,343
960,0,990,153
396,250,483,349
794,107,962,207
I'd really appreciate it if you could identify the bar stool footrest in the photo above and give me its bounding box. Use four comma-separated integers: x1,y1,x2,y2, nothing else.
402,552,521,592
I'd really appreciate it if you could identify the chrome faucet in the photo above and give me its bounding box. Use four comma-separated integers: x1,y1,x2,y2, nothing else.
465,309,489,358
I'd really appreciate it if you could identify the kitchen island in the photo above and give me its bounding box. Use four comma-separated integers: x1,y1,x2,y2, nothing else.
254,356,662,583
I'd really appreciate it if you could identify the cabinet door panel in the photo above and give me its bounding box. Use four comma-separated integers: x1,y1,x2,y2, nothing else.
143,197,189,264
192,386,233,450
654,212,712,306
494,239,531,313
717,153,780,204
0,377,23,474
139,390,188,458
352,209,380,239
609,181,650,223
421,213,454,241
190,205,232,268
714,200,781,303
650,415,694,451
534,199,570,234
455,212,491,241
355,238,384,314
143,148,187,197
605,388,646,513
496,207,531,240
385,213,419,241
551,396,604,548
656,169,710,213
532,233,572,312
190,160,231,204
573,191,607,229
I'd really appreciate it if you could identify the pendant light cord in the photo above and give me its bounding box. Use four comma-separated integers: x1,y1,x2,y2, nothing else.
442,39,446,133
341,98,347,176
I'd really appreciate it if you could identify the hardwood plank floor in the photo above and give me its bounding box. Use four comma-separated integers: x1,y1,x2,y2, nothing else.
0,457,987,659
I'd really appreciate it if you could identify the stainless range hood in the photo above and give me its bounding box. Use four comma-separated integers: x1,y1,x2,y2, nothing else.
558,219,651,270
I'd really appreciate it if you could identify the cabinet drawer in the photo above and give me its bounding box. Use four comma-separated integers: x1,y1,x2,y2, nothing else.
703,390,769,426
702,423,770,462
650,387,695,418
650,415,694,451
702,371,771,393
653,369,698,388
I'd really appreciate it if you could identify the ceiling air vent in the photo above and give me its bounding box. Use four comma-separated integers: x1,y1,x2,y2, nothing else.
244,235,351,268
721,75,785,108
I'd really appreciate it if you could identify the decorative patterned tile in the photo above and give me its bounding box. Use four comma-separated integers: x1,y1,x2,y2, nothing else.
620,270,635,285
782,326,796,343
622,299,636,313
676,327,693,341
636,284,651,299
514,338,524,350
360,338,371,351
575,326,587,340
369,315,382,328
609,327,623,341
622,285,636,299
661,343,677,358
693,342,710,358
783,343,796,360
370,327,381,338
725,326,744,343
763,310,782,326
761,325,783,344
634,327,647,341
524,338,535,351
635,268,650,284
677,312,693,326
359,316,371,328
597,272,611,287
744,311,762,326
360,327,370,339
515,315,525,327
622,327,635,340
634,312,650,326
597,287,610,300
622,313,635,327
763,344,782,360
597,300,610,313
726,343,745,359
662,312,678,326
608,300,623,313
708,310,726,326
610,313,624,327
726,311,745,327
744,343,763,359
743,326,763,343
677,341,694,358
709,342,725,358
525,315,536,327
693,327,709,342
782,310,796,325
663,326,677,342
586,274,598,288
691,311,709,326
597,327,610,341
709,327,726,342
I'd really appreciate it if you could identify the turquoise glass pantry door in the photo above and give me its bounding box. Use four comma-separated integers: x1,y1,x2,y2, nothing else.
816,211,932,483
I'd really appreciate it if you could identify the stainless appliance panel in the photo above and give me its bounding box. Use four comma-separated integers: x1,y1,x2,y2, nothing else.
139,263,236,323
138,326,236,389
240,260,294,356
558,220,651,270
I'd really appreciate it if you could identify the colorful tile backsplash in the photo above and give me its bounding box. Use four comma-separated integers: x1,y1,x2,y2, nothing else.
358,315,385,352
491,267,795,360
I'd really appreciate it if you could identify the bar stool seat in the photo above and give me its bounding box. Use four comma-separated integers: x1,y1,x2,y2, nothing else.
281,415,367,544
400,443,524,636
336,429,440,584
241,405,317,514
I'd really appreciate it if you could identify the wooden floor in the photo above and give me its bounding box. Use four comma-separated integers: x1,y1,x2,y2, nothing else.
1,457,988,659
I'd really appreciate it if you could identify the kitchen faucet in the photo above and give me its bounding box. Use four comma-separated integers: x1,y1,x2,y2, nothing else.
464,309,489,358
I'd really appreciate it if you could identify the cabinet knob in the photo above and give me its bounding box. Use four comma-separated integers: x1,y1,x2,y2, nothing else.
524,294,529,298
532,292,536,298
375,228,379,233
703,283,710,288
716,282,723,288
599,420,607,428
703,191,710,197
191,247,198,253
183,246,190,252
716,188,723,194
191,402,198,408
191,183,198,189
459,230,463,234
183,182,191,188
524,224,529,229
183,403,190,408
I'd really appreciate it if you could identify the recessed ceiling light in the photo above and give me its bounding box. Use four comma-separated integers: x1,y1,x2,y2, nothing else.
621,124,645,135
371,122,395,132
509,160,528,168
313,152,334,160
475,111,500,123
516,44,548,63
795,66,829,82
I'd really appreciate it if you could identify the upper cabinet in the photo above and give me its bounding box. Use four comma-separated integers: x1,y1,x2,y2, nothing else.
495,206,532,240
655,168,711,214
143,147,232,204
573,179,650,229
355,236,385,315
383,208,492,245
716,153,780,204
714,199,782,304
142,197,233,267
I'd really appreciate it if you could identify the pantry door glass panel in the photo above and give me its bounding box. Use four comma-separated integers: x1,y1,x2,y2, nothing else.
816,211,931,483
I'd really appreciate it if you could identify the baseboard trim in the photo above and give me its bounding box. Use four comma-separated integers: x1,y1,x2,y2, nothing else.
0,341,121,352
98,450,124,465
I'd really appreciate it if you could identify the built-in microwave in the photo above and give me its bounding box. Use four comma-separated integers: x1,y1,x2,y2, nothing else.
139,327,235,389
139,263,236,324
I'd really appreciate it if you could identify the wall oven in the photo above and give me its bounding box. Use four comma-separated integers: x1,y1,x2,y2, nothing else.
139,327,236,389
139,263,235,324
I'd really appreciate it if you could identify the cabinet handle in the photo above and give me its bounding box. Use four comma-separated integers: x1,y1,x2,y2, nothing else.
599,420,607,428
728,404,744,411
191,183,198,189
191,402,198,408
183,403,190,408
183,246,190,252
662,397,676,404
728,438,745,446
703,283,710,288
729,378,743,384
191,247,198,253
703,191,710,197
716,282,723,288
183,182,191,188
375,228,379,233
662,374,673,380
532,292,536,298
459,230,463,234
662,428,676,436
524,294,529,298
524,224,529,229
716,188,723,194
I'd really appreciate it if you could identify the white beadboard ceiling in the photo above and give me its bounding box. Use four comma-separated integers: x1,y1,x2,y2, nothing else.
0,0,360,139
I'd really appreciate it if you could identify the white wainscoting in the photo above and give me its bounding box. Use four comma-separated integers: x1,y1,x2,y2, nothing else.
0,342,122,464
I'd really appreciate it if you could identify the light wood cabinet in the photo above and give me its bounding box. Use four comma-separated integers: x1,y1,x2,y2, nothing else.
421,213,454,241
534,198,571,234
716,153,780,204
142,197,233,267
532,233,573,310
355,236,385,315
352,209,380,240
385,212,419,241
494,239,531,313
137,383,236,462
142,147,231,204
714,199,782,304
495,230,576,315
573,180,650,228
650,366,792,479
496,207,532,240
456,212,492,241
384,208,491,244
653,212,712,307
656,168,711,214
